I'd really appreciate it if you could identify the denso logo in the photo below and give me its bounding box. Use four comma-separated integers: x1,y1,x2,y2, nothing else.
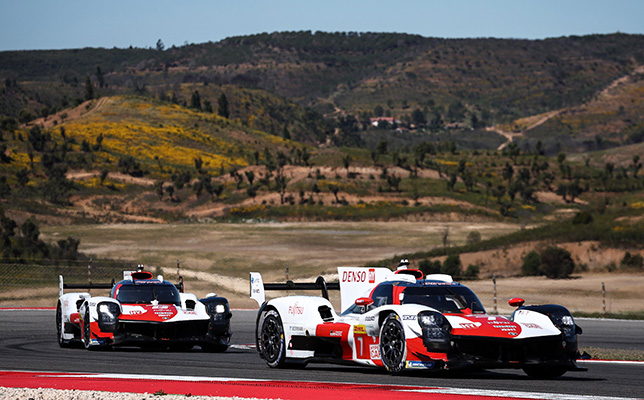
342,270,367,282
288,302,304,315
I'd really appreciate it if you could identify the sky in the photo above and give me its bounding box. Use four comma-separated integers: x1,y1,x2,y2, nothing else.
1,0,643,51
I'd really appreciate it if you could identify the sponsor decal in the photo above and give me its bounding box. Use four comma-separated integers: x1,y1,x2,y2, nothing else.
406,361,435,369
520,322,542,329
288,302,304,315
369,344,381,359
402,315,416,321
342,270,368,282
488,319,519,332
289,326,304,332
250,277,254,284
330,330,343,337
458,322,480,330
252,288,260,294
364,316,375,322
368,268,376,283
353,325,367,335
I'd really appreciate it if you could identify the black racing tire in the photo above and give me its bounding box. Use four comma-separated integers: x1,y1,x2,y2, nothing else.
523,365,567,379
56,302,72,348
379,314,407,374
201,343,229,353
82,308,111,351
259,309,286,368
82,308,92,349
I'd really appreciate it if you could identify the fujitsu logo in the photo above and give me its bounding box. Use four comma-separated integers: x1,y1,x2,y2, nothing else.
288,302,304,315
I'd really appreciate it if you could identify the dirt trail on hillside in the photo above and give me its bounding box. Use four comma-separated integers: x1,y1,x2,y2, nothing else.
28,97,110,129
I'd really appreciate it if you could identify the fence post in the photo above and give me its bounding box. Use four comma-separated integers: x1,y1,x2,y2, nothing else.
492,274,497,315
88,257,92,286
176,259,180,278
286,266,289,281
602,282,606,318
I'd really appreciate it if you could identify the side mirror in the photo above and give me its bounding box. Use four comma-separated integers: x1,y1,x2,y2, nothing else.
508,297,525,307
355,297,374,307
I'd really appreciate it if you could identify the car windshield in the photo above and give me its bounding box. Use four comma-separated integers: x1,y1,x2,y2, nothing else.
401,285,486,314
116,285,181,306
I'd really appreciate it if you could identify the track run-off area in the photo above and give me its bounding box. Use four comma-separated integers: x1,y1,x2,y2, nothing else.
1,309,643,399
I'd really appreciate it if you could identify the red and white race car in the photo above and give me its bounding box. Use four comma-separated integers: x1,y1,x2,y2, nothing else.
250,265,586,378
57,267,232,351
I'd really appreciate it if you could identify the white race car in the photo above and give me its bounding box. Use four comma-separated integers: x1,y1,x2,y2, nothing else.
250,265,586,378
57,267,232,351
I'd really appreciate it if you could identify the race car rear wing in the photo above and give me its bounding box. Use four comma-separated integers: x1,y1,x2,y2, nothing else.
250,272,339,306
59,275,115,297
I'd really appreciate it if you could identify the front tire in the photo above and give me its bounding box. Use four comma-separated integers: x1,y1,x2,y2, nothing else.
379,314,407,374
259,310,286,368
82,309,92,349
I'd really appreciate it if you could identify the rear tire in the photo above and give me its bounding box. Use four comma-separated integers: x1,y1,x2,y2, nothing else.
523,366,567,379
259,310,286,368
56,302,72,348
379,314,407,374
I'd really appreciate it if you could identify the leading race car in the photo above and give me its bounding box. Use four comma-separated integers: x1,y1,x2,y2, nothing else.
57,266,232,351
250,265,586,378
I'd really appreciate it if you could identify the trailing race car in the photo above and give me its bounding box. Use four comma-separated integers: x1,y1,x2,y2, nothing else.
57,266,232,351
250,265,586,378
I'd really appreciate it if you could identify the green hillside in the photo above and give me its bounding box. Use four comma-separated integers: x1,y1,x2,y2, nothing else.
0,32,643,228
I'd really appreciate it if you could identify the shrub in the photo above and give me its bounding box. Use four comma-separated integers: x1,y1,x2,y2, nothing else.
418,259,441,275
466,230,482,245
521,250,542,276
442,254,462,277
572,211,593,225
621,252,644,269
540,246,575,279
463,264,480,279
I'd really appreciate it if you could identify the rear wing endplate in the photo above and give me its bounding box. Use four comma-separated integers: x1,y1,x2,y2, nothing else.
250,272,339,306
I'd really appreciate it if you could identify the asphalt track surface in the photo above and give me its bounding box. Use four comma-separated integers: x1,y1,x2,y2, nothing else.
1,309,643,399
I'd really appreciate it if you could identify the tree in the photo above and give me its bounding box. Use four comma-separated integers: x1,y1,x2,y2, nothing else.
191,90,202,110
218,93,229,118
411,108,426,126
373,105,384,117
342,155,352,171
96,66,105,88
156,39,165,51
194,156,203,173
84,75,94,101
502,162,514,184
244,170,255,186
328,183,340,204
540,246,574,279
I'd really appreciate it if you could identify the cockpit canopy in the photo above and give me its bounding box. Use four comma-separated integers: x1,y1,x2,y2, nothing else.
112,283,181,306
343,280,486,315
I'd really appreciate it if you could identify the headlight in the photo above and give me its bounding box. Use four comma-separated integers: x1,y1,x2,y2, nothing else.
97,302,120,329
418,311,451,340
418,311,451,352
215,304,226,313
550,312,575,337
